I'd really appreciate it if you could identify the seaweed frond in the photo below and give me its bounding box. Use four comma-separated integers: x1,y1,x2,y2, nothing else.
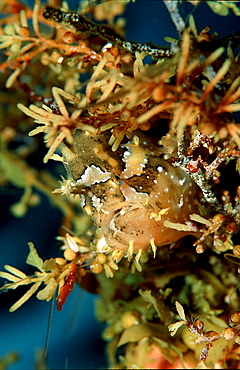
0,242,74,311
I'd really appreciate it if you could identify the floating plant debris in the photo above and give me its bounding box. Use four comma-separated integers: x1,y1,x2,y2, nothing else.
0,0,240,368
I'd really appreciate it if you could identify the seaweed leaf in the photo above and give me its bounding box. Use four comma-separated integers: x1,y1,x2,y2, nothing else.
3,265,27,279
207,1,240,16
26,242,44,271
175,301,187,321
0,271,22,283
36,278,58,301
168,320,186,337
9,281,42,312
117,323,167,347
168,301,187,336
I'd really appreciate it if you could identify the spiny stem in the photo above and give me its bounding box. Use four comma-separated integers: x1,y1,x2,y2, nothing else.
43,6,173,58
